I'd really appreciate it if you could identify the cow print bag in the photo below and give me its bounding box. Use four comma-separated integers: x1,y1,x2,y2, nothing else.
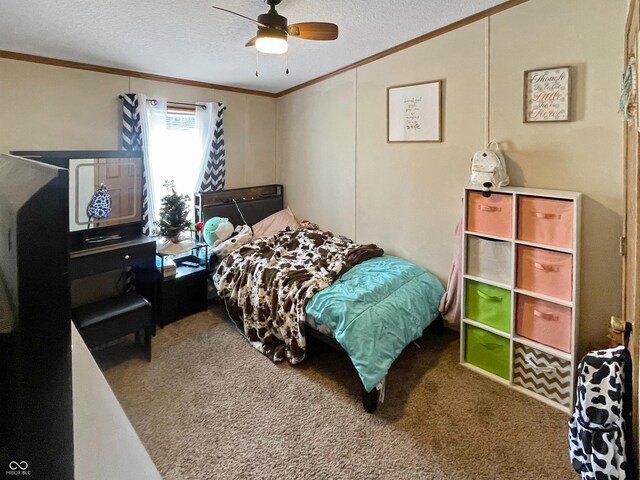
568,345,635,480
86,183,112,220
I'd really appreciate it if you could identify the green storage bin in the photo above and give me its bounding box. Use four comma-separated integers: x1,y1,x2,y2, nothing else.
465,325,510,380
465,280,511,333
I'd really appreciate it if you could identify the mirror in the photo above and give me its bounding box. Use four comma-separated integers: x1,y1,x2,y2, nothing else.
70,157,142,232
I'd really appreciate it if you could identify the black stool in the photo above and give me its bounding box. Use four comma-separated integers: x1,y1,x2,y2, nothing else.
72,292,154,361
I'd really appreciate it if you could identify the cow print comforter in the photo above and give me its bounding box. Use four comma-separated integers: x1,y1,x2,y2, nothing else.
213,228,384,364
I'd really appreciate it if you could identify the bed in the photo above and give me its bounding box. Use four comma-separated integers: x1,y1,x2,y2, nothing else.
197,185,445,413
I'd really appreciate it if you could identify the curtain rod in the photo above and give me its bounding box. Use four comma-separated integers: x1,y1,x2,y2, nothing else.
161,99,207,110
118,95,226,111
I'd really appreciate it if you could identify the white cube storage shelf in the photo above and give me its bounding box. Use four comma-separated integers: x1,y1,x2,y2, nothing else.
460,186,581,413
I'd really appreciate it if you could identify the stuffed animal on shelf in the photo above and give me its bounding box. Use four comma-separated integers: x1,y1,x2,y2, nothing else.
202,217,234,247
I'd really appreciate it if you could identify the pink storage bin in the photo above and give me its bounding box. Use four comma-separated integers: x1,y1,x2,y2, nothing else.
518,196,574,249
517,246,572,301
466,191,513,238
516,294,572,353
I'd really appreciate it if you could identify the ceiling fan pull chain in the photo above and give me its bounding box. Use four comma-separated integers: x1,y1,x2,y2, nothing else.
255,52,259,77
286,52,289,75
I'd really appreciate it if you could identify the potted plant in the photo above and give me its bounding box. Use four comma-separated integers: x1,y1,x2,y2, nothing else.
154,180,191,243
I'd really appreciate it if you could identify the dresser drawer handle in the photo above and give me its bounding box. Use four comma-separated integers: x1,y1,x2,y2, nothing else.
476,290,502,302
533,309,559,321
526,359,556,374
533,262,559,272
534,212,559,220
124,254,130,260
479,205,501,213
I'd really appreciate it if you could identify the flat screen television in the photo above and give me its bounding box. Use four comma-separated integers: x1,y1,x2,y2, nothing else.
0,153,73,478
11,151,144,252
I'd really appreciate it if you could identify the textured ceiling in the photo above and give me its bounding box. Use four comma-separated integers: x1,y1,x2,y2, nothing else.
0,0,510,94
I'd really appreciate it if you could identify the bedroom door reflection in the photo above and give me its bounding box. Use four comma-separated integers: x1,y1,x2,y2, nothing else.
93,158,139,227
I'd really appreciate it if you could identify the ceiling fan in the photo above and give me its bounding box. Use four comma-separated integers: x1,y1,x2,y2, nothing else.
212,0,339,55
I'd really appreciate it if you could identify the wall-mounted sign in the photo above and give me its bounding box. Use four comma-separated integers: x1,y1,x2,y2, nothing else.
524,66,571,123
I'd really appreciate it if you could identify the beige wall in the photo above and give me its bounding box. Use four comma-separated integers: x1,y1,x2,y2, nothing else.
0,59,277,189
355,20,487,273
276,71,357,238
0,59,126,151
276,0,626,352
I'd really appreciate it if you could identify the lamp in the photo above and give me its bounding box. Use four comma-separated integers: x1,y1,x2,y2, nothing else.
255,28,288,54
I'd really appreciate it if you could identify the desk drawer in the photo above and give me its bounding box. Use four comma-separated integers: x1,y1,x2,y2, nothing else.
70,240,156,278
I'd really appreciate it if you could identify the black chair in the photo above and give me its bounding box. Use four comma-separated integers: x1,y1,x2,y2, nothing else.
72,292,154,361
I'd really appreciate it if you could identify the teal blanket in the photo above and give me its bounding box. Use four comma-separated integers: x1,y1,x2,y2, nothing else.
305,256,444,392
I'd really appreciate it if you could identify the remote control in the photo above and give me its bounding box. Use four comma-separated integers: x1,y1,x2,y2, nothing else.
181,261,200,268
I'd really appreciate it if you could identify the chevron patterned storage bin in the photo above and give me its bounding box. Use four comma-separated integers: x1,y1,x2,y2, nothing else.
512,343,571,409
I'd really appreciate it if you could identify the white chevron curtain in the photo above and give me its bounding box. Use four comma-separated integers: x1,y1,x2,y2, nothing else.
121,93,156,235
196,103,226,193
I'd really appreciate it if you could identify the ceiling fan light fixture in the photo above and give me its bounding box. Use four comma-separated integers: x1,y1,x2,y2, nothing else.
212,1,338,61
255,29,288,54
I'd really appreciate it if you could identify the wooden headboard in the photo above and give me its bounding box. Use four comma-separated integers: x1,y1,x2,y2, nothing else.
195,184,283,227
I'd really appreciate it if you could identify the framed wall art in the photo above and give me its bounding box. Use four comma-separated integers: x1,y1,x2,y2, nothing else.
387,80,442,142
523,66,571,122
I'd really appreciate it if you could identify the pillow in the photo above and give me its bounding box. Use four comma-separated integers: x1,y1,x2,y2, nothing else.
252,207,300,238
211,225,253,260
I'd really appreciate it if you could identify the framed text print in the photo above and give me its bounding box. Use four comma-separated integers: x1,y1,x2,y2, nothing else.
524,66,571,122
387,80,442,142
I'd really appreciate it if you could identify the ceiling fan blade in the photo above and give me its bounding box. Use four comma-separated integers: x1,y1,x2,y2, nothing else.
245,37,257,47
287,22,339,41
212,5,268,28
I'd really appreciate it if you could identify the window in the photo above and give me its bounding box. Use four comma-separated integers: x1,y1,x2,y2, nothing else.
149,107,202,223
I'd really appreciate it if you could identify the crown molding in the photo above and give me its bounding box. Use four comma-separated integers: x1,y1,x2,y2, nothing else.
275,0,529,97
0,50,277,98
